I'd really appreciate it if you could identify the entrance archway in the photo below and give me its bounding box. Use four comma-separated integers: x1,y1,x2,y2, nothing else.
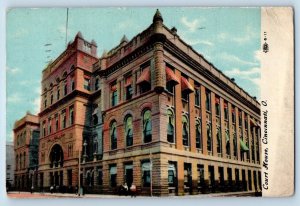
49,144,64,168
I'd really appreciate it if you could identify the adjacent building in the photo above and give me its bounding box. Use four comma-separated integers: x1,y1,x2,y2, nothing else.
13,113,39,191
13,9,262,196
6,142,15,190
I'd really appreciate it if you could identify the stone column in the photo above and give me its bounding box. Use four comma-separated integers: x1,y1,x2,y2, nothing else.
175,70,183,150
228,103,234,159
153,42,166,93
257,127,261,164
247,115,253,162
200,85,208,155
191,162,198,194
241,111,245,161
235,108,241,161
253,126,257,163
188,78,196,152
177,159,184,196
203,163,209,194
214,165,220,192
211,92,217,156
223,166,229,192
220,98,227,158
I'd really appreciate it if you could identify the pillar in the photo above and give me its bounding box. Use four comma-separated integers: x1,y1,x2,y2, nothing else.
188,78,196,152
175,70,183,150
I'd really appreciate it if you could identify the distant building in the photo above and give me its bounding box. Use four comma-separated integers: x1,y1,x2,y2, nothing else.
13,9,262,196
6,142,15,190
13,113,39,191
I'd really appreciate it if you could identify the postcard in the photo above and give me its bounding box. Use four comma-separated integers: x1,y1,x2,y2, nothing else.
5,7,294,198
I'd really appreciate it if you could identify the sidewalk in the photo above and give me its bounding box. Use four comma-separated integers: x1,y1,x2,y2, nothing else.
8,191,258,198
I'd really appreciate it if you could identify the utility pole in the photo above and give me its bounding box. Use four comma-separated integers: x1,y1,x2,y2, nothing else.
150,149,153,197
78,149,81,196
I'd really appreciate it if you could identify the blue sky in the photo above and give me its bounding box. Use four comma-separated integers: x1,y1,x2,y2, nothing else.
6,7,261,142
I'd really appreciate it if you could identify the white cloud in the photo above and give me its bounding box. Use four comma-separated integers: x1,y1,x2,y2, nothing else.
186,38,214,47
224,67,260,77
10,28,28,39
220,53,259,66
217,26,258,44
224,67,261,86
32,85,41,114
180,16,205,33
6,66,21,74
7,93,22,104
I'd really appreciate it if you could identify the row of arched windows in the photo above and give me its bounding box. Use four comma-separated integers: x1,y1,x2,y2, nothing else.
16,131,26,147
166,109,234,156
109,109,152,150
15,152,26,171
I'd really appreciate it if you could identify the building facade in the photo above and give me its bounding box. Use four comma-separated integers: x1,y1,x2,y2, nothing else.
79,10,262,196
6,142,15,190
13,113,39,191
13,9,261,196
37,33,100,192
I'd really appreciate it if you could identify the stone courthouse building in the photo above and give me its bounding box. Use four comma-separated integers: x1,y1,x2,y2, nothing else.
13,10,262,196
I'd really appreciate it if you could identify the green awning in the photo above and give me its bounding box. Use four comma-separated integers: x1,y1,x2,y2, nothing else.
240,138,249,152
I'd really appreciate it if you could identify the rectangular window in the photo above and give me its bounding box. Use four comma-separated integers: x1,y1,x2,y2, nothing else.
50,94,53,105
232,106,236,123
48,118,52,134
195,88,200,106
168,162,177,187
84,78,90,91
238,110,242,126
69,106,74,125
57,89,60,100
61,111,66,129
224,101,228,120
197,165,204,189
64,81,68,96
111,82,118,107
109,165,117,187
141,161,151,187
97,168,103,186
205,90,211,111
71,78,75,91
166,81,174,94
244,114,248,129
181,90,189,102
125,75,133,100
184,163,192,190
215,96,220,116
55,115,59,131
43,122,46,137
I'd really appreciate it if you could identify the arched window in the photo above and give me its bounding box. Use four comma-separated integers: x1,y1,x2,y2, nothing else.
233,133,237,157
110,121,117,150
143,110,152,143
207,124,212,152
217,127,222,154
125,115,133,147
196,119,202,149
226,130,230,155
167,110,174,143
182,116,189,146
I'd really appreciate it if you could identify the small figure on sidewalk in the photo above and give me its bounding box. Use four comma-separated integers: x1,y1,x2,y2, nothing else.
30,186,34,194
50,185,54,194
